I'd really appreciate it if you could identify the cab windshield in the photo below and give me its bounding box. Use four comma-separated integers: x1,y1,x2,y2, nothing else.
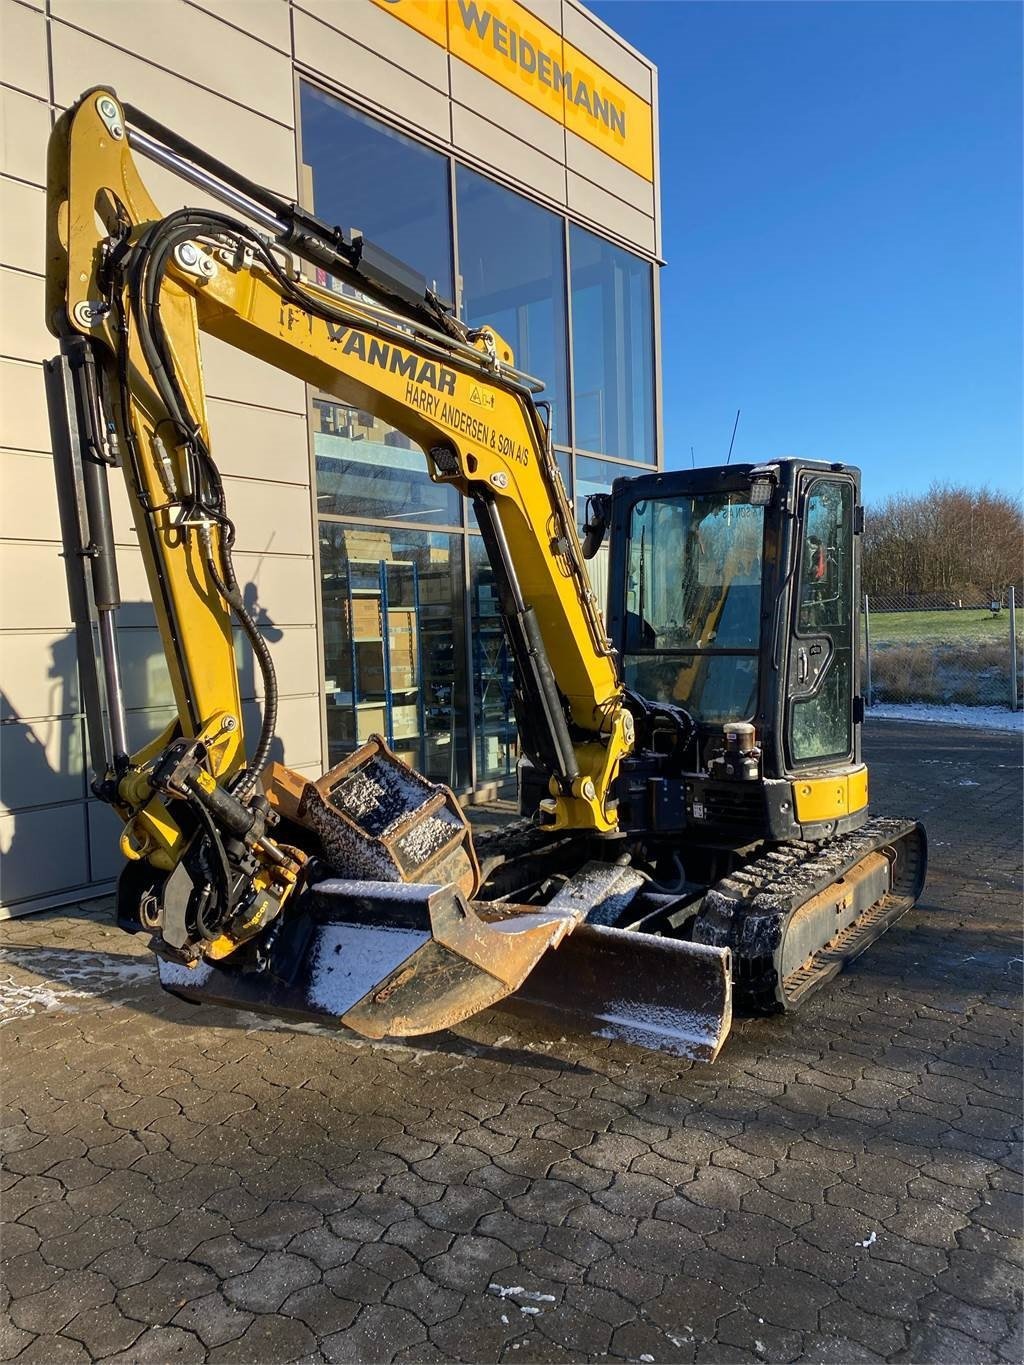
621,491,765,723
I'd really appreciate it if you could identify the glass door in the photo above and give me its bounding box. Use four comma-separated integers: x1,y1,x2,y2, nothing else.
788,477,856,764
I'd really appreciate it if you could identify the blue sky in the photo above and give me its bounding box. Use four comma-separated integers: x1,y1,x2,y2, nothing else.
589,0,1023,502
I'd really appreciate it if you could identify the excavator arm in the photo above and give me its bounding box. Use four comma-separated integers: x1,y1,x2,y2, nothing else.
43,89,731,1059
47,89,632,833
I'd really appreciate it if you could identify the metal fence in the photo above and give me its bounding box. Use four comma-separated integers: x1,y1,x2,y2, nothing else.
863,588,1022,710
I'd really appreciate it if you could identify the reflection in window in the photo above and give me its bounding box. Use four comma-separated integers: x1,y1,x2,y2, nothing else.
791,480,854,761
570,226,654,462
622,491,765,724
456,167,569,445
574,455,623,618
624,654,758,726
556,450,572,500
798,481,853,633
300,83,453,299
626,494,764,651
314,400,462,526
301,83,455,514
319,523,467,786
470,535,518,782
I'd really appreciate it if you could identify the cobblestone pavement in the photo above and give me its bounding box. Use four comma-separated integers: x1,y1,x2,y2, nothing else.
1,722,1021,1365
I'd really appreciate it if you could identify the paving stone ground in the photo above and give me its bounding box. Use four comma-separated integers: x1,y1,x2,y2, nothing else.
1,720,1021,1365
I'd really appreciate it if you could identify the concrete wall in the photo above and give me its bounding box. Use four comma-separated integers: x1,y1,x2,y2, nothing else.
0,0,659,915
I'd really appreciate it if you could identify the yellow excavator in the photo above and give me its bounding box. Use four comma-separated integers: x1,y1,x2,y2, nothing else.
44,89,925,1062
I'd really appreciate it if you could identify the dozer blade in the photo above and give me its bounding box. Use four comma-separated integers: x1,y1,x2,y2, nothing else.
498,917,733,1062
157,878,586,1040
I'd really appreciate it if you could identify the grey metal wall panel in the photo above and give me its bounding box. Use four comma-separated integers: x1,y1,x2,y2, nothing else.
1,716,85,811
206,401,311,485
561,0,653,101
188,0,292,53
0,85,50,186
565,129,656,223
567,170,656,254
450,55,566,163
242,695,323,770
0,0,48,99
202,335,307,415
50,0,296,127
0,803,90,906
0,180,46,275
0,267,50,364
293,9,451,142
0,631,81,721
297,0,451,93
86,799,123,884
0,452,60,543
518,0,562,28
0,541,74,630
452,104,567,206
50,21,298,196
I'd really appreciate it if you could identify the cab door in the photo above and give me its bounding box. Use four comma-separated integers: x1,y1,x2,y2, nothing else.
786,472,860,769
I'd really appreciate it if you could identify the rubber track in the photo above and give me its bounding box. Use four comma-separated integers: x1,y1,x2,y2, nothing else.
693,816,927,1014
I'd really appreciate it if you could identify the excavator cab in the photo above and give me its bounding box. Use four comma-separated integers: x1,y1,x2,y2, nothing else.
604,459,869,846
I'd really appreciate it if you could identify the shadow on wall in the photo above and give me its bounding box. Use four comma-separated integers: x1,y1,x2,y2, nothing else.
0,585,284,909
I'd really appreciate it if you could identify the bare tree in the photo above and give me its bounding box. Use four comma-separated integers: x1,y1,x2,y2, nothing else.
863,484,1023,600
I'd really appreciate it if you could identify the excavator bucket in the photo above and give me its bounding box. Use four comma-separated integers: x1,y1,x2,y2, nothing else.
158,877,586,1038
157,741,732,1060
158,883,732,1060
157,739,579,1038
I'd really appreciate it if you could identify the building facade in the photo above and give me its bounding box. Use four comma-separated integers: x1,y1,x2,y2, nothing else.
0,0,661,916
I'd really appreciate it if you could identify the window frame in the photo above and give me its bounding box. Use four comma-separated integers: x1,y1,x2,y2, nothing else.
296,73,663,789
786,474,858,768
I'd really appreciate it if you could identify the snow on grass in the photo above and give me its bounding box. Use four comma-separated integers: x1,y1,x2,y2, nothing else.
868,703,1023,733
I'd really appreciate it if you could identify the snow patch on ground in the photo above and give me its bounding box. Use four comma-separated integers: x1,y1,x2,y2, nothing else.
868,703,1023,733
487,1285,556,1303
0,949,155,1023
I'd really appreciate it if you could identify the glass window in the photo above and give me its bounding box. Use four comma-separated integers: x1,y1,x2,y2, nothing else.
314,399,462,526
556,450,572,500
319,523,468,787
574,455,622,535
301,85,457,522
625,493,765,652
570,226,655,462
300,83,453,300
791,480,854,762
575,455,624,620
470,535,519,782
621,490,766,725
456,167,569,446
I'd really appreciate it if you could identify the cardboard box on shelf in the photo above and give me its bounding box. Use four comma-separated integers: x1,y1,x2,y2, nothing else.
336,639,384,691
387,610,418,667
339,528,392,561
337,705,387,744
343,597,382,639
388,663,417,690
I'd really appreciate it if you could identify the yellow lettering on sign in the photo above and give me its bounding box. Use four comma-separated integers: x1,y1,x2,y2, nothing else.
370,0,654,183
